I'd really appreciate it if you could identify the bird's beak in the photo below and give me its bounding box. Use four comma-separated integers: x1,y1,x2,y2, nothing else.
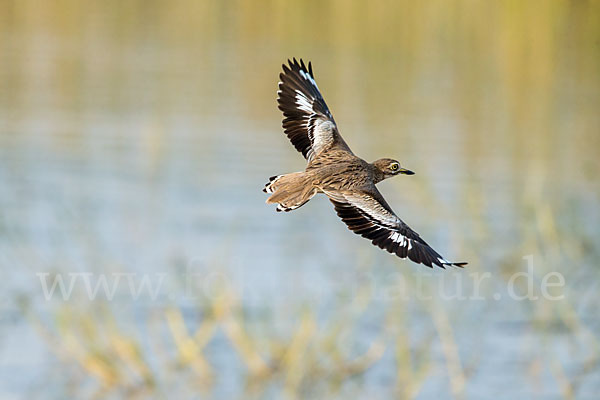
399,168,415,175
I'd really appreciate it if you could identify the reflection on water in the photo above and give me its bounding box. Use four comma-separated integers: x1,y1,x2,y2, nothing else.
1,0,599,398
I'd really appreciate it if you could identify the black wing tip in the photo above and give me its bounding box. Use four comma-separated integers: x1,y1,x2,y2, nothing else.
423,260,467,269
283,58,313,75
441,261,468,268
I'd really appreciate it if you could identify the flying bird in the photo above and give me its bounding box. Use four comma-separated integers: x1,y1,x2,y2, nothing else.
263,58,467,269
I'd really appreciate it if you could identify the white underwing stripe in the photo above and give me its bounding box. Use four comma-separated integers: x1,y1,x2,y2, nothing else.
311,119,334,152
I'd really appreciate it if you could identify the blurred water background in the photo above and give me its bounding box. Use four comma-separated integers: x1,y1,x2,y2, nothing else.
0,0,599,399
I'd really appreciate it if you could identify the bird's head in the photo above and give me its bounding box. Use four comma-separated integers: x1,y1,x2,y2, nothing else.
372,158,414,182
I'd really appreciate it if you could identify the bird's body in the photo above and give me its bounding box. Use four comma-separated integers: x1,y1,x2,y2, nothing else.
264,59,467,269
266,150,375,208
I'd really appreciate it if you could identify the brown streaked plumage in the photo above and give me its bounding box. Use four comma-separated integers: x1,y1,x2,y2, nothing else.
263,58,467,269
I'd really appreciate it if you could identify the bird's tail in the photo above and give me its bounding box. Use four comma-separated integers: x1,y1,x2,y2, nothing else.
263,172,317,212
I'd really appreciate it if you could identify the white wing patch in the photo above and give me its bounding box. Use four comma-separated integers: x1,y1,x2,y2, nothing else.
391,232,407,246
293,90,337,158
299,69,319,89
295,90,313,114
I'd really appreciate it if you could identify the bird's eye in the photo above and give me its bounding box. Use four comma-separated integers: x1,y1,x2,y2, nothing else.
390,163,399,171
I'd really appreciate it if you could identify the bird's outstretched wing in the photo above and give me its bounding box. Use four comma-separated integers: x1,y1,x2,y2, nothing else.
326,189,467,269
278,58,352,162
